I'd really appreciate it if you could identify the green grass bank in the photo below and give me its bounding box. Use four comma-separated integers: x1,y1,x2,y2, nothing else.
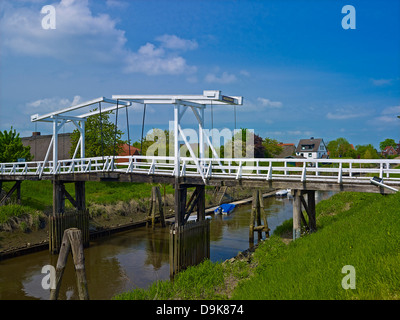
114,191,400,300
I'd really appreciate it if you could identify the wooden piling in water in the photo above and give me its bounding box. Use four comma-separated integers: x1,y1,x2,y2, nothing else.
50,228,89,300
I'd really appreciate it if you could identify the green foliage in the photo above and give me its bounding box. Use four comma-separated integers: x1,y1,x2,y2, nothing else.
327,137,355,158
222,128,266,158
262,137,283,158
355,144,380,159
379,138,397,152
0,204,40,224
69,109,126,158
0,127,32,162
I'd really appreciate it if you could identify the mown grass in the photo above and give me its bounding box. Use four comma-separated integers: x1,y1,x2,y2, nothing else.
234,191,400,299
114,191,400,300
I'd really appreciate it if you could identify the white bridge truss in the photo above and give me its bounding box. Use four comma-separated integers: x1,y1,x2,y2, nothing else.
28,90,243,180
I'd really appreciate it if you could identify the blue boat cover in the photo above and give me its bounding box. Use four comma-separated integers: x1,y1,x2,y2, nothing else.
214,203,236,214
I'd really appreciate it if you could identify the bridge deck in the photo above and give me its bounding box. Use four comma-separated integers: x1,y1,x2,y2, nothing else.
1,155,400,194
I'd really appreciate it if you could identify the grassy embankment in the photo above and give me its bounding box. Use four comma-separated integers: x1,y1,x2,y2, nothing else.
114,191,400,300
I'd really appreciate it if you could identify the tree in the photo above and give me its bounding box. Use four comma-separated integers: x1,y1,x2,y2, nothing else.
379,138,397,152
327,137,355,158
69,109,126,158
262,137,283,158
222,129,265,158
355,144,379,159
0,127,32,162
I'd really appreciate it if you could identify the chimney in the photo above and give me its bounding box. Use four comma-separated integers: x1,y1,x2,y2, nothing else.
310,137,314,140
32,132,41,136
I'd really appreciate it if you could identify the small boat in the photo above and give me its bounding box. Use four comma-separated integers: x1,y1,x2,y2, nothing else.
187,215,212,222
276,189,290,197
214,203,236,215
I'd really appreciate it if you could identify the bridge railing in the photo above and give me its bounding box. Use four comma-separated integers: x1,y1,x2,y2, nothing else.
193,158,400,184
1,156,400,185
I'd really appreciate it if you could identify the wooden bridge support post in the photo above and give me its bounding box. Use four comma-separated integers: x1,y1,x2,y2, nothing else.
249,189,270,245
174,184,187,227
293,189,317,240
169,183,209,277
0,181,22,206
293,189,302,240
196,185,205,221
53,180,65,216
306,190,316,233
147,186,166,229
50,180,89,254
74,181,89,247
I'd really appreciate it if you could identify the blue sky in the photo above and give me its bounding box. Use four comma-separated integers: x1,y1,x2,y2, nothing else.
0,0,399,149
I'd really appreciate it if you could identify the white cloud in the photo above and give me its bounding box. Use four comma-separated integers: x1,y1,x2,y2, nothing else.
381,105,400,115
257,98,282,108
371,105,400,125
371,78,393,86
125,42,197,75
26,95,82,114
265,130,313,137
0,1,198,76
239,70,250,77
205,72,237,84
156,34,198,51
0,0,128,63
106,0,129,9
287,130,313,136
326,112,361,120
374,116,397,123
326,107,368,120
238,98,283,113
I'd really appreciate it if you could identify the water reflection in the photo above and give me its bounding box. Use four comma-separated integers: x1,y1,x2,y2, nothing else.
0,191,333,300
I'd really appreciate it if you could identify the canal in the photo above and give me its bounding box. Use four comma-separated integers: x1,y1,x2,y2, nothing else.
0,191,333,300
